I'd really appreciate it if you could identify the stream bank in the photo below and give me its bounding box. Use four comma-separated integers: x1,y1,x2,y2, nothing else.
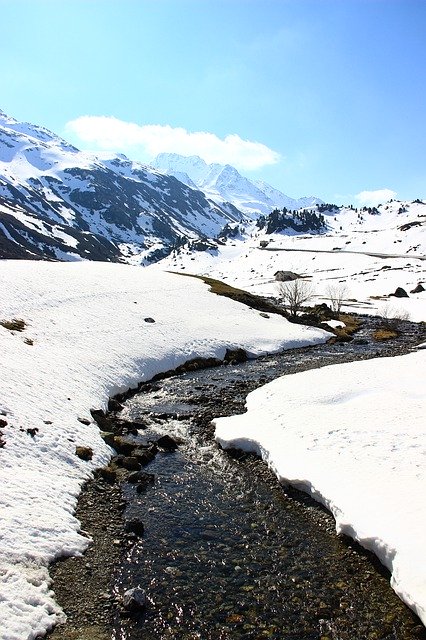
48,315,426,640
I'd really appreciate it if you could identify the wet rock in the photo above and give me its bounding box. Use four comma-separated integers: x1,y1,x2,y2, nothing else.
76,446,93,461
90,408,106,421
108,398,124,413
122,586,146,612
98,465,118,484
127,470,155,485
125,518,145,536
122,456,141,471
133,446,157,466
224,348,248,364
109,418,147,435
112,454,125,466
155,434,179,451
100,431,116,448
90,409,114,430
135,473,155,492
111,436,136,456
151,411,178,421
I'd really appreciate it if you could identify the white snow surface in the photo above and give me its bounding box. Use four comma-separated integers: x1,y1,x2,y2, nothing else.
214,350,426,625
156,199,426,321
0,260,329,640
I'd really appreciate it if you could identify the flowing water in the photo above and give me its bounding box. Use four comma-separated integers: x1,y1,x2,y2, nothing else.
112,317,425,640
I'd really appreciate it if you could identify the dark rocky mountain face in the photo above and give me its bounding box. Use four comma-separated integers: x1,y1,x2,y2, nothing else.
0,196,123,261
0,112,244,262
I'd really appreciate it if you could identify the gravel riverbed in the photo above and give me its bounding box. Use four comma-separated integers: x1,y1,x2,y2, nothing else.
47,315,426,640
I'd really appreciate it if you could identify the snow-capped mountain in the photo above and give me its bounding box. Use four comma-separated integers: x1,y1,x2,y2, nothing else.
0,110,244,262
151,152,323,216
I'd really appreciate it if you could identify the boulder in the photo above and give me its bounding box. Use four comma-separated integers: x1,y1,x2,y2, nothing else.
111,436,136,456
108,398,124,413
133,446,157,466
390,287,409,298
122,586,146,612
122,456,141,471
128,471,155,487
125,518,145,536
100,431,116,448
274,270,300,282
98,465,118,484
90,409,113,430
156,434,179,451
411,283,425,294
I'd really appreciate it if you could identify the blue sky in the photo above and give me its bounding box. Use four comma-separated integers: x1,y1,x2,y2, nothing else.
1,0,425,204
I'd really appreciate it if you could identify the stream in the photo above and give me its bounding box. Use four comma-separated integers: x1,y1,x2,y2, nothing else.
112,316,425,640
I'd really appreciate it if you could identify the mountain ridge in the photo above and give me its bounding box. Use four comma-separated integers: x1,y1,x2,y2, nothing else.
0,111,244,262
151,152,323,216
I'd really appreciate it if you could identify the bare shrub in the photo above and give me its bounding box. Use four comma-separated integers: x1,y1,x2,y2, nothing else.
278,279,314,317
326,283,349,315
380,305,410,330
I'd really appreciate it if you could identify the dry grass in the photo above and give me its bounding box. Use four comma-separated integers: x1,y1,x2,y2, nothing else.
0,318,27,332
339,314,361,334
373,328,399,341
173,272,287,317
330,314,362,341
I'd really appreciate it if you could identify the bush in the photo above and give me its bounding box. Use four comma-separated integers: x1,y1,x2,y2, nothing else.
380,305,410,331
277,279,314,318
326,283,348,315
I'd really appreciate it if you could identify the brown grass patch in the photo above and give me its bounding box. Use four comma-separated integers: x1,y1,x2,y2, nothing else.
338,314,361,334
327,314,362,342
172,272,287,317
373,328,399,341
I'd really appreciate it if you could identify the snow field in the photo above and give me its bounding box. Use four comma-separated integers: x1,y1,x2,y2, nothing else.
158,209,426,322
214,350,426,625
0,260,329,640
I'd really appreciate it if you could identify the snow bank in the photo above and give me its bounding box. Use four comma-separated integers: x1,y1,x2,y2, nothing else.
214,351,426,625
0,260,329,640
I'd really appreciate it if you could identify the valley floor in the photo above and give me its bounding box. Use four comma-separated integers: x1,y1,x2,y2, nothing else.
0,259,424,638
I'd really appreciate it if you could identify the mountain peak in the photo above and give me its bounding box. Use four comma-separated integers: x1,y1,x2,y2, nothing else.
151,152,323,216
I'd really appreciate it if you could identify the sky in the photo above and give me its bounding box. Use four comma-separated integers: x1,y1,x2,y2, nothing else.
1,0,425,205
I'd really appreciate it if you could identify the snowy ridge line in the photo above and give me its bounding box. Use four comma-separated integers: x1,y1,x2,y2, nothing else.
0,260,330,640
214,350,426,626
260,245,426,260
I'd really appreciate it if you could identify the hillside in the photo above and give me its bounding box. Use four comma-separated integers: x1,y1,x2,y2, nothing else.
0,111,244,263
154,200,426,321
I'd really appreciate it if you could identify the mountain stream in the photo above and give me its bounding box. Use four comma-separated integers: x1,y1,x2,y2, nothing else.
111,316,425,640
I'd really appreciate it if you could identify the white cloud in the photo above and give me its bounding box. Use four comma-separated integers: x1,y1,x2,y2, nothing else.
355,188,397,206
65,116,280,171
